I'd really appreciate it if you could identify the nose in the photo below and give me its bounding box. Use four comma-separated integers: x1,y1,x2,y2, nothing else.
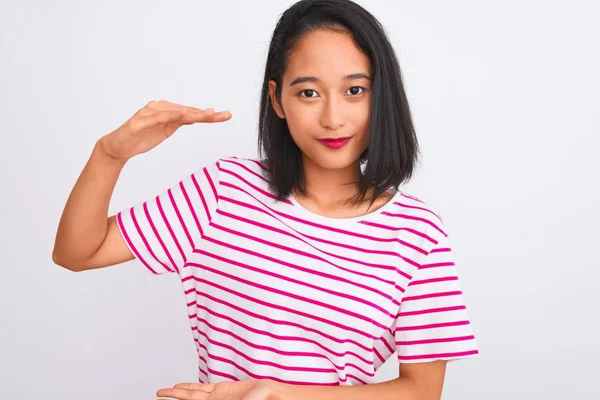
319,97,346,131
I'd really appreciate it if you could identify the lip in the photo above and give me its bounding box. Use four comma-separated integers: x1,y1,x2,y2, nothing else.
318,137,351,149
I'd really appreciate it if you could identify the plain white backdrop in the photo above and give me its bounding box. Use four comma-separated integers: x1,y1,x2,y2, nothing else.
1,0,598,399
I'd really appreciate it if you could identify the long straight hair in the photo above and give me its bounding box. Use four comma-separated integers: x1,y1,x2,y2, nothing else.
258,0,420,206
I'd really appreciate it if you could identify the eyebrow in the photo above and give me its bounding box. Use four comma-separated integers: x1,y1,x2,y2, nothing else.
289,73,372,86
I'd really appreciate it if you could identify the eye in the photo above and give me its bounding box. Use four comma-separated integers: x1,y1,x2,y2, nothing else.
299,89,319,98
346,86,366,96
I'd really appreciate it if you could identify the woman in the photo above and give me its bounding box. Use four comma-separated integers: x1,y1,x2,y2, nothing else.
53,0,479,398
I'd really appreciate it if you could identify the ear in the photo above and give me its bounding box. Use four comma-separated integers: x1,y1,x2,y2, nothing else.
268,80,286,119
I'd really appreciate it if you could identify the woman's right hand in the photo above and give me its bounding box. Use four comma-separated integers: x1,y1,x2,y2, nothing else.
98,100,232,161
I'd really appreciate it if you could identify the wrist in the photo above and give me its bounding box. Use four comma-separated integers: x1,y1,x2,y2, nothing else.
94,136,129,167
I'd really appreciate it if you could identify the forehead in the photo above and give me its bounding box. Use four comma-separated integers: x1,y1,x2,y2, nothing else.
284,29,371,81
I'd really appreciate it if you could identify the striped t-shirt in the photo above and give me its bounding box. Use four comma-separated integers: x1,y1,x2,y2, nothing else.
116,157,479,386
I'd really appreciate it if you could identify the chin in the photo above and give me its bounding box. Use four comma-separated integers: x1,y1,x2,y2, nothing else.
307,150,362,171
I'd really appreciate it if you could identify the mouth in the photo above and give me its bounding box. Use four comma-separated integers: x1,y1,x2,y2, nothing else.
318,136,352,149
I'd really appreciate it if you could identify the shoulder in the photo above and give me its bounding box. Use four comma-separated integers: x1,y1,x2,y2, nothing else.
388,190,450,247
194,157,267,180
212,156,268,181
394,190,445,225
205,157,274,199
215,156,267,173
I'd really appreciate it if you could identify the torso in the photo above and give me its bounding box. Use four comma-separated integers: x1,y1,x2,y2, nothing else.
180,157,438,385
117,156,478,385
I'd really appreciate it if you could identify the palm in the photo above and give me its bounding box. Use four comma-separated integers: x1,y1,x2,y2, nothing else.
156,380,274,400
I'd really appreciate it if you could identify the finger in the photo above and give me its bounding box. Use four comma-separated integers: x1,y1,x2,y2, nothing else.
158,100,209,113
173,383,216,392
209,110,232,122
145,100,185,111
145,100,205,114
177,109,232,126
134,109,185,130
156,387,209,400
158,99,187,108
196,110,232,123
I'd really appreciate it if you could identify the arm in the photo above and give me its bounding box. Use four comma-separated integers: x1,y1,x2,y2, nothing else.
51,139,133,271
270,361,447,400
52,100,231,272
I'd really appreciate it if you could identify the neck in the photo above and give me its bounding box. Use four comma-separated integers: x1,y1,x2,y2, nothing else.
296,155,363,206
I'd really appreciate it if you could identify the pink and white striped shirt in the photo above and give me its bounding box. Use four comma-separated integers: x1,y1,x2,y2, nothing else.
116,157,479,386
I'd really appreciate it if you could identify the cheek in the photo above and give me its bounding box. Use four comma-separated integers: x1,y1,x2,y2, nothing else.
281,99,314,138
353,105,371,143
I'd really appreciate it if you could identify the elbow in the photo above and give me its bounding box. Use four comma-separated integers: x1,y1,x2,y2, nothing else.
52,250,84,272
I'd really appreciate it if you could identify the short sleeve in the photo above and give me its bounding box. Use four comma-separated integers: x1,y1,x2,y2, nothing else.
395,232,479,363
116,160,220,275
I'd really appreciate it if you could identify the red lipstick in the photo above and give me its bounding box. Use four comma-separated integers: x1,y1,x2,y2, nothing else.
318,137,351,149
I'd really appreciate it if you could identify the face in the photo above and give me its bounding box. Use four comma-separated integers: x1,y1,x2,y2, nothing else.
268,29,372,171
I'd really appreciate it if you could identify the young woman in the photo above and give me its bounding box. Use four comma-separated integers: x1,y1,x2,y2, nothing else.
53,0,479,399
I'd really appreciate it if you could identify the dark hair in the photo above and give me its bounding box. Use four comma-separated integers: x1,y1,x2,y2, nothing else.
258,0,420,206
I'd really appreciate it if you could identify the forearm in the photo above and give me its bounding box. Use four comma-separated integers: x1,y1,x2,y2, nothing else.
271,377,425,400
52,138,127,268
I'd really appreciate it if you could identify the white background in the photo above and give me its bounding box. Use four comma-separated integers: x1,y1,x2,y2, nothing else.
1,1,598,399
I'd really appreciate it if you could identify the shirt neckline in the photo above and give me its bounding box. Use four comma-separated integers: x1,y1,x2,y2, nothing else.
286,189,403,225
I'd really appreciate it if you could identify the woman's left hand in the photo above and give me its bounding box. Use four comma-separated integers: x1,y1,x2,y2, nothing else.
156,379,277,400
